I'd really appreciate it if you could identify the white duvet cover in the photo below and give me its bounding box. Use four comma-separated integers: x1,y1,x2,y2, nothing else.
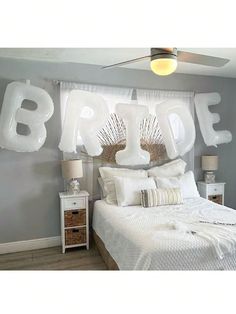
92,198,236,270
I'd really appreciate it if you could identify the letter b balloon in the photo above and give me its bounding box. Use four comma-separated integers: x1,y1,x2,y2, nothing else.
0,82,54,152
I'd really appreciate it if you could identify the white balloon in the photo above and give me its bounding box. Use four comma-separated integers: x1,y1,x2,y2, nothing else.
156,99,196,159
115,103,150,165
59,90,109,155
194,93,232,147
0,82,54,152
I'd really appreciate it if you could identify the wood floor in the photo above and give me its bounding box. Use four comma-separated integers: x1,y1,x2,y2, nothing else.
0,242,107,270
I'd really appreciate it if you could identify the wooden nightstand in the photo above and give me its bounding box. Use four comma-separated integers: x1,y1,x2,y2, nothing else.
197,182,225,205
59,191,89,253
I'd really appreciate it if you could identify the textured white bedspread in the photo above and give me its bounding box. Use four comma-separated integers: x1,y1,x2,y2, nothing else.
92,198,236,270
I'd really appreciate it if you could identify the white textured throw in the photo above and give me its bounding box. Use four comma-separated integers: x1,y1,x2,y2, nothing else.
93,197,236,270
159,220,236,259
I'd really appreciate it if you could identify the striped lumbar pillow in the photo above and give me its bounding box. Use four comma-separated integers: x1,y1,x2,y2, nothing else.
141,188,183,207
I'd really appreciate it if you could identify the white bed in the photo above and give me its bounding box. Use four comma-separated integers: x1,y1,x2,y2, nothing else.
93,197,236,270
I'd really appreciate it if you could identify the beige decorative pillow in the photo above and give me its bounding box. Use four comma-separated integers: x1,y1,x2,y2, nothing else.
98,177,106,199
141,188,183,207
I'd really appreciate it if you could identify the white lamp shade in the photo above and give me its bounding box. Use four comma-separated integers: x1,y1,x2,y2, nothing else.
61,159,83,180
202,155,218,171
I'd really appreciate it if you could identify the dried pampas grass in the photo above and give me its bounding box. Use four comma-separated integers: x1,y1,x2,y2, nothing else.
97,113,167,163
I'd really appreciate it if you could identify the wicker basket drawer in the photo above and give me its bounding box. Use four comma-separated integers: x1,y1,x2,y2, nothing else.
208,194,223,205
65,227,86,246
64,209,86,227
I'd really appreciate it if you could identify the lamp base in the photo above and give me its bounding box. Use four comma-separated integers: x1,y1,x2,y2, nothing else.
68,179,80,194
204,171,216,184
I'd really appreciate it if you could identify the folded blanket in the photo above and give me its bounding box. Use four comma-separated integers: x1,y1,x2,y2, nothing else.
156,220,236,259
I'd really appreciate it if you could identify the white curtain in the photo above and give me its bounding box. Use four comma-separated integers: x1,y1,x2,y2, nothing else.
60,81,133,126
136,88,195,171
136,88,194,115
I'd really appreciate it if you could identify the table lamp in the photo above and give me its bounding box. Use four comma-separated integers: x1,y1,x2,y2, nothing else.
201,155,218,183
61,159,83,194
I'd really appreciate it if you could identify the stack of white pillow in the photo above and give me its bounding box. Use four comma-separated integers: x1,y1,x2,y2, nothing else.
98,159,200,207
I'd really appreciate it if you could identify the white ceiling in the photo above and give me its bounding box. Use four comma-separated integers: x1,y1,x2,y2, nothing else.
0,48,236,78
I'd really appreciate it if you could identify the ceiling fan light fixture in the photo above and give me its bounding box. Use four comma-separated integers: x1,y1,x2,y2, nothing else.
102,47,230,72
150,58,177,76
150,48,177,76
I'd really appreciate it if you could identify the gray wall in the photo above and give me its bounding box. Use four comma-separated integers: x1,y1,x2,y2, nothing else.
0,78,63,243
0,57,235,243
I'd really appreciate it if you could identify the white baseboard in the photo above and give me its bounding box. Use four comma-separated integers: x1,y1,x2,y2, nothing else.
0,236,61,255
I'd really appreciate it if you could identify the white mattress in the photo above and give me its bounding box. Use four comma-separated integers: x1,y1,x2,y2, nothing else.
92,197,236,270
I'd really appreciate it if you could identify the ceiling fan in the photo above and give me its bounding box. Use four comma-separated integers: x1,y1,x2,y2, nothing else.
102,48,230,76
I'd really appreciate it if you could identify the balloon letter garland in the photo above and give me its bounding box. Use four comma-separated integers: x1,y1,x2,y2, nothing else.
0,85,232,162
0,81,54,152
156,99,196,159
59,90,109,155
115,103,150,165
194,93,232,147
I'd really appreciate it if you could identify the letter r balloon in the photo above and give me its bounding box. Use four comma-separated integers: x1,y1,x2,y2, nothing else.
59,90,109,155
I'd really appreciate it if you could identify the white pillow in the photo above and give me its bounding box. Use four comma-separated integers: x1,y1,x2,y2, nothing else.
114,176,156,206
154,171,200,199
147,159,186,178
99,167,147,204
98,177,106,199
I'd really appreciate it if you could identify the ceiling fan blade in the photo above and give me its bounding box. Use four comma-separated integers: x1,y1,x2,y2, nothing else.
102,55,151,69
177,50,229,67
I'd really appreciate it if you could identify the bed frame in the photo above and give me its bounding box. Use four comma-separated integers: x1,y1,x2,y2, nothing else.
93,230,119,270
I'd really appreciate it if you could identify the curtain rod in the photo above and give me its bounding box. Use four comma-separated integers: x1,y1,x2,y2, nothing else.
52,79,194,95
50,79,134,90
